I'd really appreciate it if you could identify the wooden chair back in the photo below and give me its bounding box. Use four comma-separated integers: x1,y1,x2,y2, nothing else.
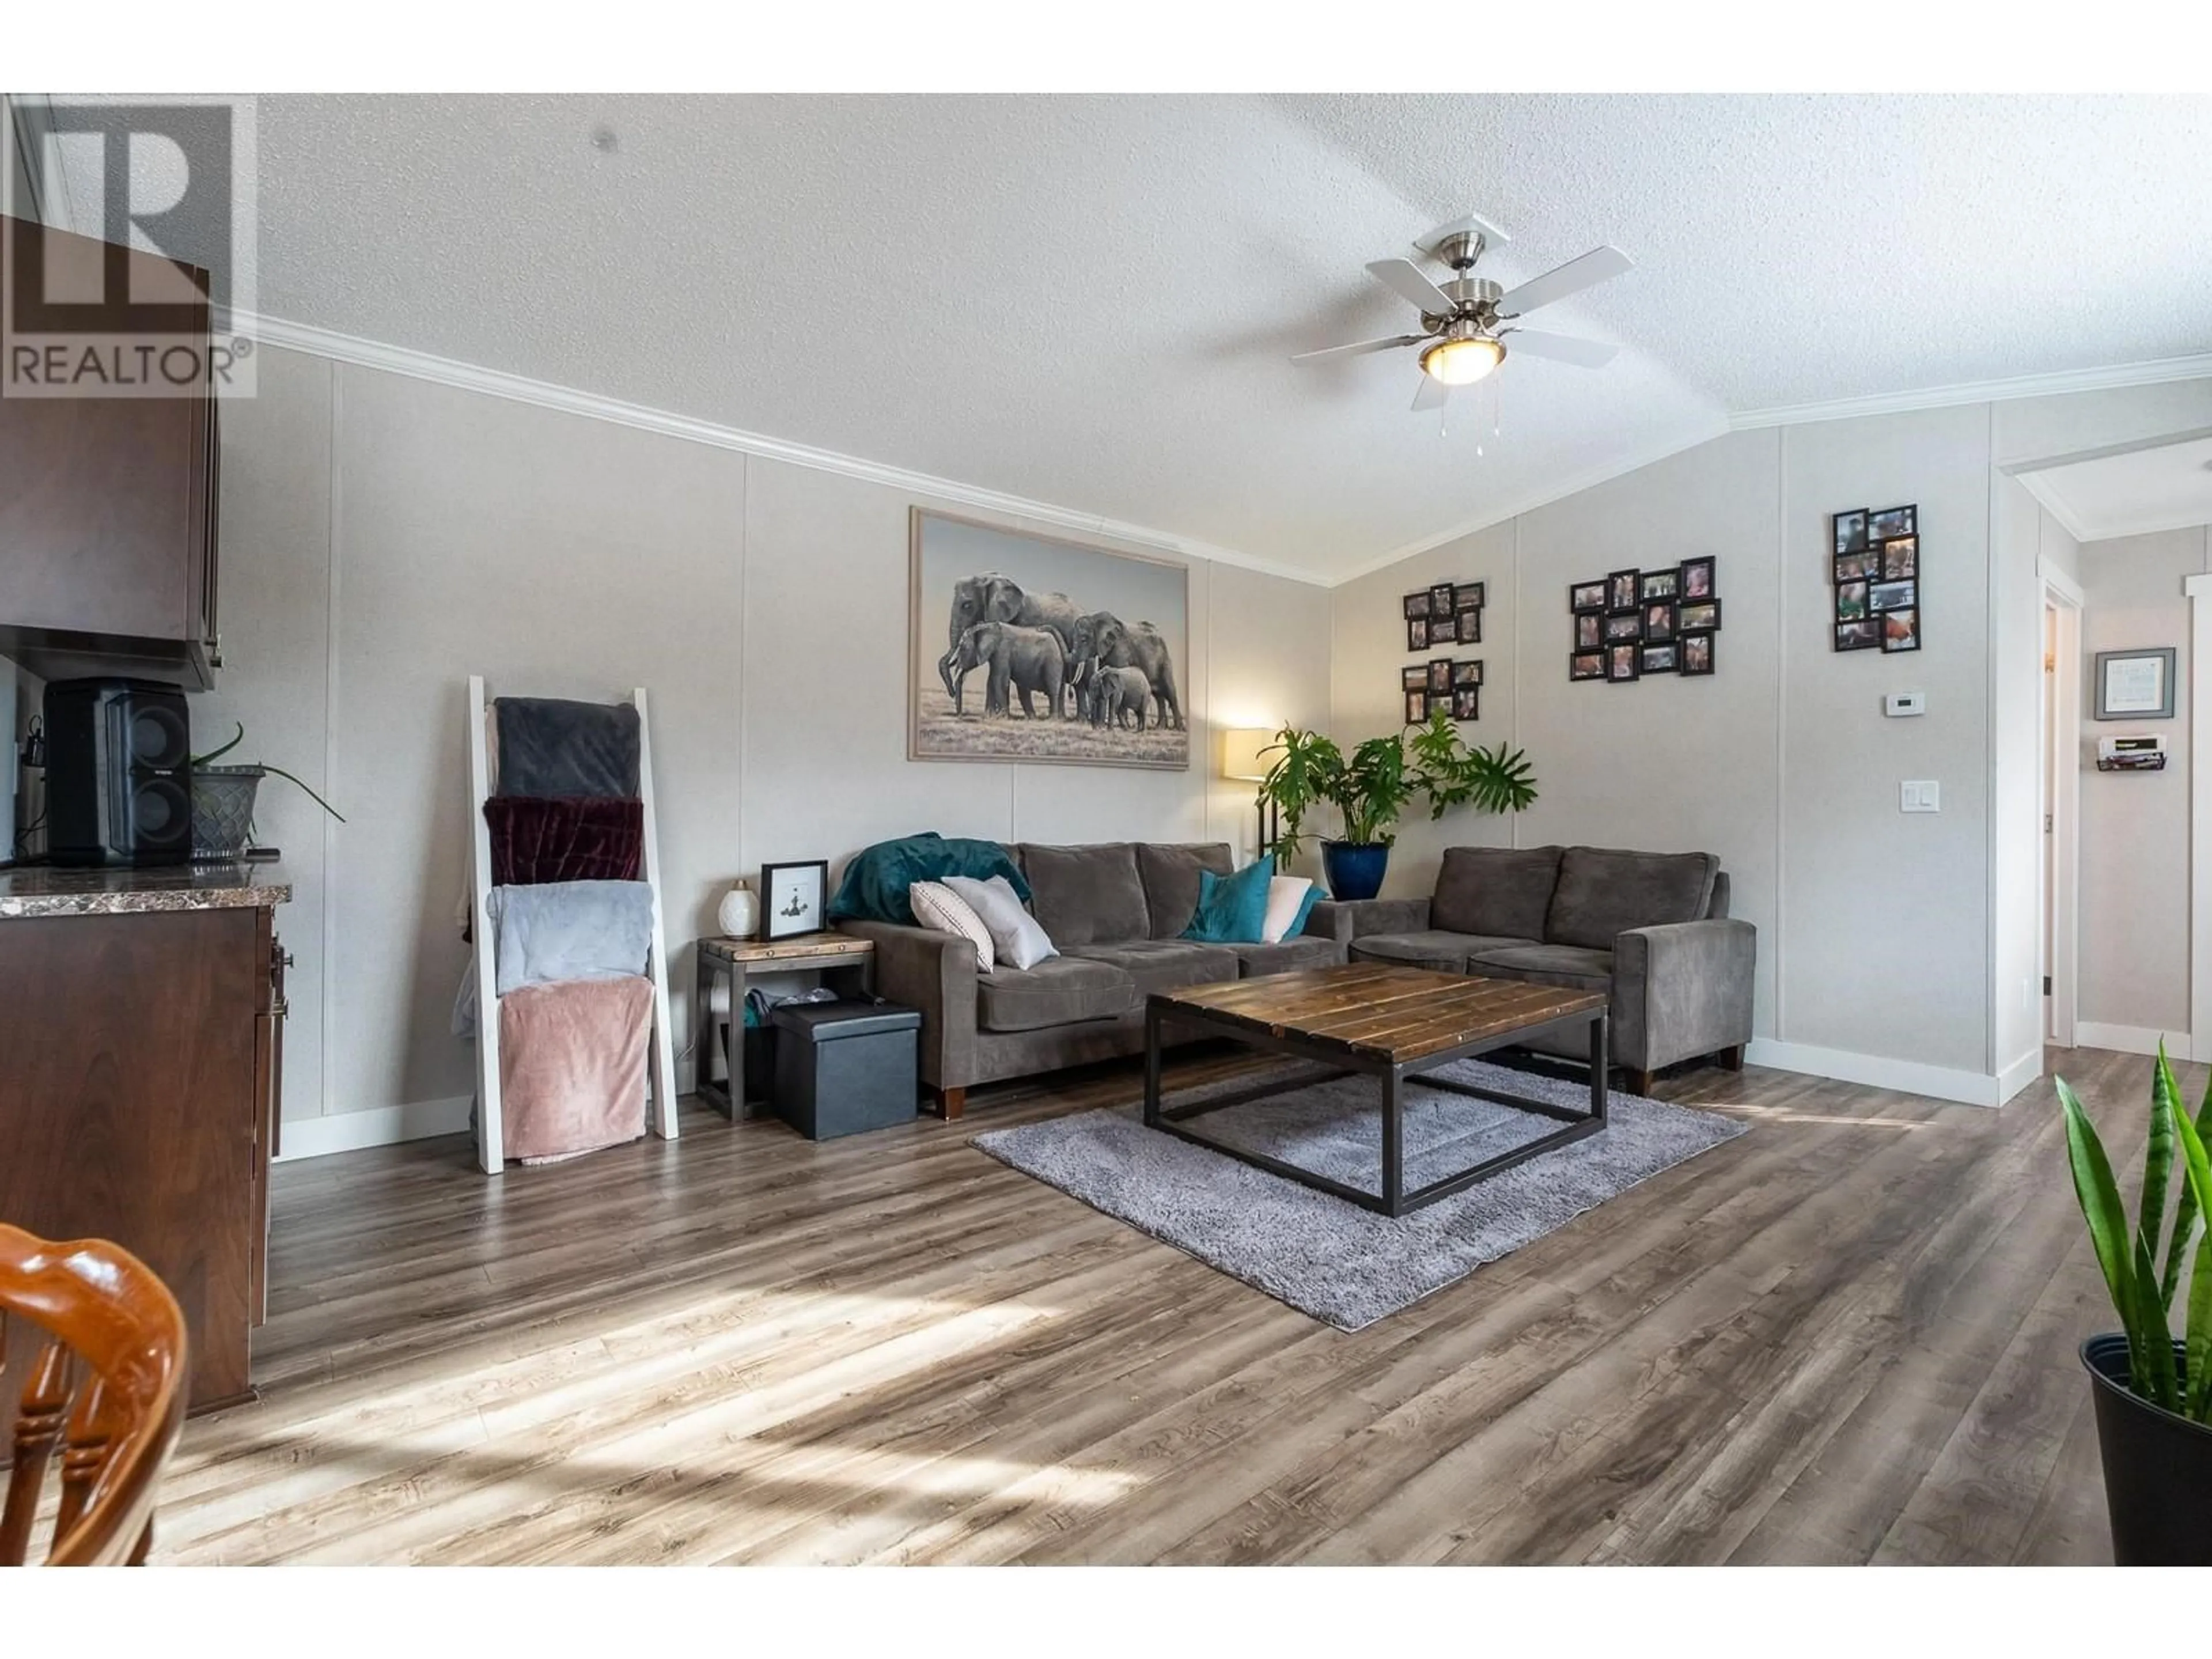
0,1224,188,1566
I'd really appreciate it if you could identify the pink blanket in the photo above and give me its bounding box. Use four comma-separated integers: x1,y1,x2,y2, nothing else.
497,976,652,1163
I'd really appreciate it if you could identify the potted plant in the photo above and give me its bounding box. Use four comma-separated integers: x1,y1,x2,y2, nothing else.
2056,1046,2212,1564
190,723,344,860
1255,710,1537,900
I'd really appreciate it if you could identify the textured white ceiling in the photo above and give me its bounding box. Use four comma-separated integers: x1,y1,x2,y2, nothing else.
66,94,2212,579
2021,431,2212,543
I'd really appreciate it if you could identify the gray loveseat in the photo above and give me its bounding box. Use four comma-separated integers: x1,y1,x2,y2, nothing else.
1315,844,1754,1093
835,841,1345,1118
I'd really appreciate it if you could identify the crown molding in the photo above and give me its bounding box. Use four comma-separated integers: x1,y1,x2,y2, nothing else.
1729,353,2212,432
2012,468,2097,544
231,311,1333,589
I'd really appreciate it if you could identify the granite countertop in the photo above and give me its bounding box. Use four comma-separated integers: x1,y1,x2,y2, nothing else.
0,862,293,919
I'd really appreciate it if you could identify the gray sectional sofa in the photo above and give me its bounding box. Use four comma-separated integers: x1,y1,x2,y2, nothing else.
1316,844,1754,1093
835,841,1344,1118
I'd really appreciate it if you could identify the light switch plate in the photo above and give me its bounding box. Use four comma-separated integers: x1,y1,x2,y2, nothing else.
1901,780,1941,812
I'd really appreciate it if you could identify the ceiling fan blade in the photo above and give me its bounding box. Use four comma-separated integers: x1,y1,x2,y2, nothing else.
1289,333,1425,365
1501,328,1619,369
1494,245,1633,319
1411,376,1449,412
1366,257,1459,317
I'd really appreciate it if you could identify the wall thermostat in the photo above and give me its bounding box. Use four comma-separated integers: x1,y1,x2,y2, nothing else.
2098,734,2168,772
1884,692,1926,717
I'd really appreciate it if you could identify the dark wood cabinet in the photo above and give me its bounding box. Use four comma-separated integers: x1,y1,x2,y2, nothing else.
0,899,283,1409
0,213,222,688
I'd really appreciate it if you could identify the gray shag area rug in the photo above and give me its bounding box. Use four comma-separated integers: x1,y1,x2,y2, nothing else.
972,1059,1747,1331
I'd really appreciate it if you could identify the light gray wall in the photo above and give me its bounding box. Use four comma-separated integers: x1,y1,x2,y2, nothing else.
215,345,1333,1131
2075,525,2209,1032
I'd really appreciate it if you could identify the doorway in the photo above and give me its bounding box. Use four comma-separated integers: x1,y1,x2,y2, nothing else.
2041,573,2082,1050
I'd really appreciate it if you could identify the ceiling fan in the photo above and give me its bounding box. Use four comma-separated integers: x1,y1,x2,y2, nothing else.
1292,213,1632,411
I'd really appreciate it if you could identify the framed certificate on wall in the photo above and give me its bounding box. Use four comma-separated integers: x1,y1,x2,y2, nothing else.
2094,647,2177,720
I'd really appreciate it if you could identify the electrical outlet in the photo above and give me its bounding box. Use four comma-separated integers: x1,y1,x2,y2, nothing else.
1901,780,1941,813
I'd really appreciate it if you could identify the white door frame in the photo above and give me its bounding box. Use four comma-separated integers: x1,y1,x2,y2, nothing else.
2188,573,2212,1062
2040,559,2083,1052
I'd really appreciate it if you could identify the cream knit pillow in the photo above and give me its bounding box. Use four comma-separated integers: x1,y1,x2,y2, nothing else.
909,880,995,972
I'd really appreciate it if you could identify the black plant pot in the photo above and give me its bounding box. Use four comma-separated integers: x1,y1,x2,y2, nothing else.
2080,1333,2212,1565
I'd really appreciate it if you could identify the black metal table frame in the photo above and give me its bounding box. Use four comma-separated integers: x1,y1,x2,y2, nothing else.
1141,994,1609,1218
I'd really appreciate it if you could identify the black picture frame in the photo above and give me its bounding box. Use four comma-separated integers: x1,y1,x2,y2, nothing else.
1642,600,1678,642
1403,591,1433,619
1608,569,1640,612
1880,536,1918,580
1869,579,1916,614
1577,558,1724,683
1868,504,1916,541
1451,687,1480,721
1404,689,1430,726
1452,659,1483,688
1882,608,1922,654
1448,609,1477,645
1575,613,1603,650
1407,615,1429,652
1833,509,1869,555
1680,633,1715,676
1640,569,1680,602
1677,599,1721,633
1835,618,1881,652
1606,643,1641,683
1427,657,1453,695
1401,665,1427,694
1836,579,1870,622
1454,582,1486,612
1604,611,1643,642
1679,556,1717,601
1428,582,1456,618
761,859,830,941
1834,548,1876,584
1570,651,1605,681
1570,581,1608,613
1640,641,1680,675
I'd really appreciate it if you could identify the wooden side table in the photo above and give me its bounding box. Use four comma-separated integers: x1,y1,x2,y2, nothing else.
694,933,875,1119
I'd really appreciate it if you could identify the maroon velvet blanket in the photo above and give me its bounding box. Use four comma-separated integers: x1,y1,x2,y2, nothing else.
486,796,643,887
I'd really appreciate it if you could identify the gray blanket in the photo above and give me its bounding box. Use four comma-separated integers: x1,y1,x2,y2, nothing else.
494,696,641,799
488,878,656,996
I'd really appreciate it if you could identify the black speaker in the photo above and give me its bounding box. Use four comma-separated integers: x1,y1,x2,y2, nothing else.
44,678,194,868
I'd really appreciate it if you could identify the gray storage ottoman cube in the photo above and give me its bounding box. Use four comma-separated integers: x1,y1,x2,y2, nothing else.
770,999,922,1140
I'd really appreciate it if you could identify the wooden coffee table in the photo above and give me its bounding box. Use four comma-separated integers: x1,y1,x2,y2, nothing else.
1142,963,1609,1218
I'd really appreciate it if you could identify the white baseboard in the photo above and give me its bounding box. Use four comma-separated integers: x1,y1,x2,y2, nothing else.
2070,1022,2192,1059
1744,1039,2002,1108
274,1095,471,1163
1995,1048,2044,1106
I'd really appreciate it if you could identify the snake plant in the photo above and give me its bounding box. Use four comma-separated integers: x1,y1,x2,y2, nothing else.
1255,710,1537,869
2057,1044,2212,1421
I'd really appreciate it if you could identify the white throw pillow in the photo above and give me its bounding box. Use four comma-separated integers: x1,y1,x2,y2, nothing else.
1260,876,1315,944
942,874,1057,971
909,880,995,973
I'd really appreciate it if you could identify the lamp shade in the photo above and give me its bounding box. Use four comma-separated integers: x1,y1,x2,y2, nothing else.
1220,728,1275,783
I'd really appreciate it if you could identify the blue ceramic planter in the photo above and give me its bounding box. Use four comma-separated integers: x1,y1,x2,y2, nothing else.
1321,841,1390,902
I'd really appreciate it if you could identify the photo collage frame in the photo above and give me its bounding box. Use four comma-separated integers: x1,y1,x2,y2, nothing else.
1830,503,1921,653
1402,581,1486,724
1569,556,1721,683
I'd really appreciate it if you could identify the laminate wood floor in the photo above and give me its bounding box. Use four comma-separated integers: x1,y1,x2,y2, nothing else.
154,1044,2152,1565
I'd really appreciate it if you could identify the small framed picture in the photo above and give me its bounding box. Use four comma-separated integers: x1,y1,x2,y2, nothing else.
1401,665,1427,694
1451,686,1480,721
1835,618,1881,652
762,859,830,941
2093,646,2175,718
1881,536,1918,579
1642,600,1677,641
1869,504,1916,541
1677,599,1721,633
1575,613,1603,650
1403,591,1433,619
1452,659,1483,688
1407,615,1429,652
1681,633,1715,676
1834,549,1875,583
1882,608,1922,654
1607,643,1641,682
1454,609,1483,645
1571,580,1608,613
1605,611,1643,642
1869,579,1916,613
1640,642,1679,675
1836,579,1870,622
1404,690,1429,726
1640,569,1680,602
1608,569,1640,612
1679,556,1717,600
1427,657,1453,695
1454,582,1486,612
1833,509,1869,555
1428,582,1456,618
1571,652,1606,681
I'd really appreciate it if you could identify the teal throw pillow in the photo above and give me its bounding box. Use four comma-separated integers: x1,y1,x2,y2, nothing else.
1182,859,1275,944
827,833,1030,925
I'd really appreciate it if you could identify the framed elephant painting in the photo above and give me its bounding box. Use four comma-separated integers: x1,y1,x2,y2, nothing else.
909,507,1191,770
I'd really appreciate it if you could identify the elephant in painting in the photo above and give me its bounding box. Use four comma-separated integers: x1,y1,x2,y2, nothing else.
1085,664,1155,730
1069,611,1183,729
938,573,1083,714
952,621,1067,719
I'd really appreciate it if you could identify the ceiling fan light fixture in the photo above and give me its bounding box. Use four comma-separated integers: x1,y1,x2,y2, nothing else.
1420,332,1505,387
